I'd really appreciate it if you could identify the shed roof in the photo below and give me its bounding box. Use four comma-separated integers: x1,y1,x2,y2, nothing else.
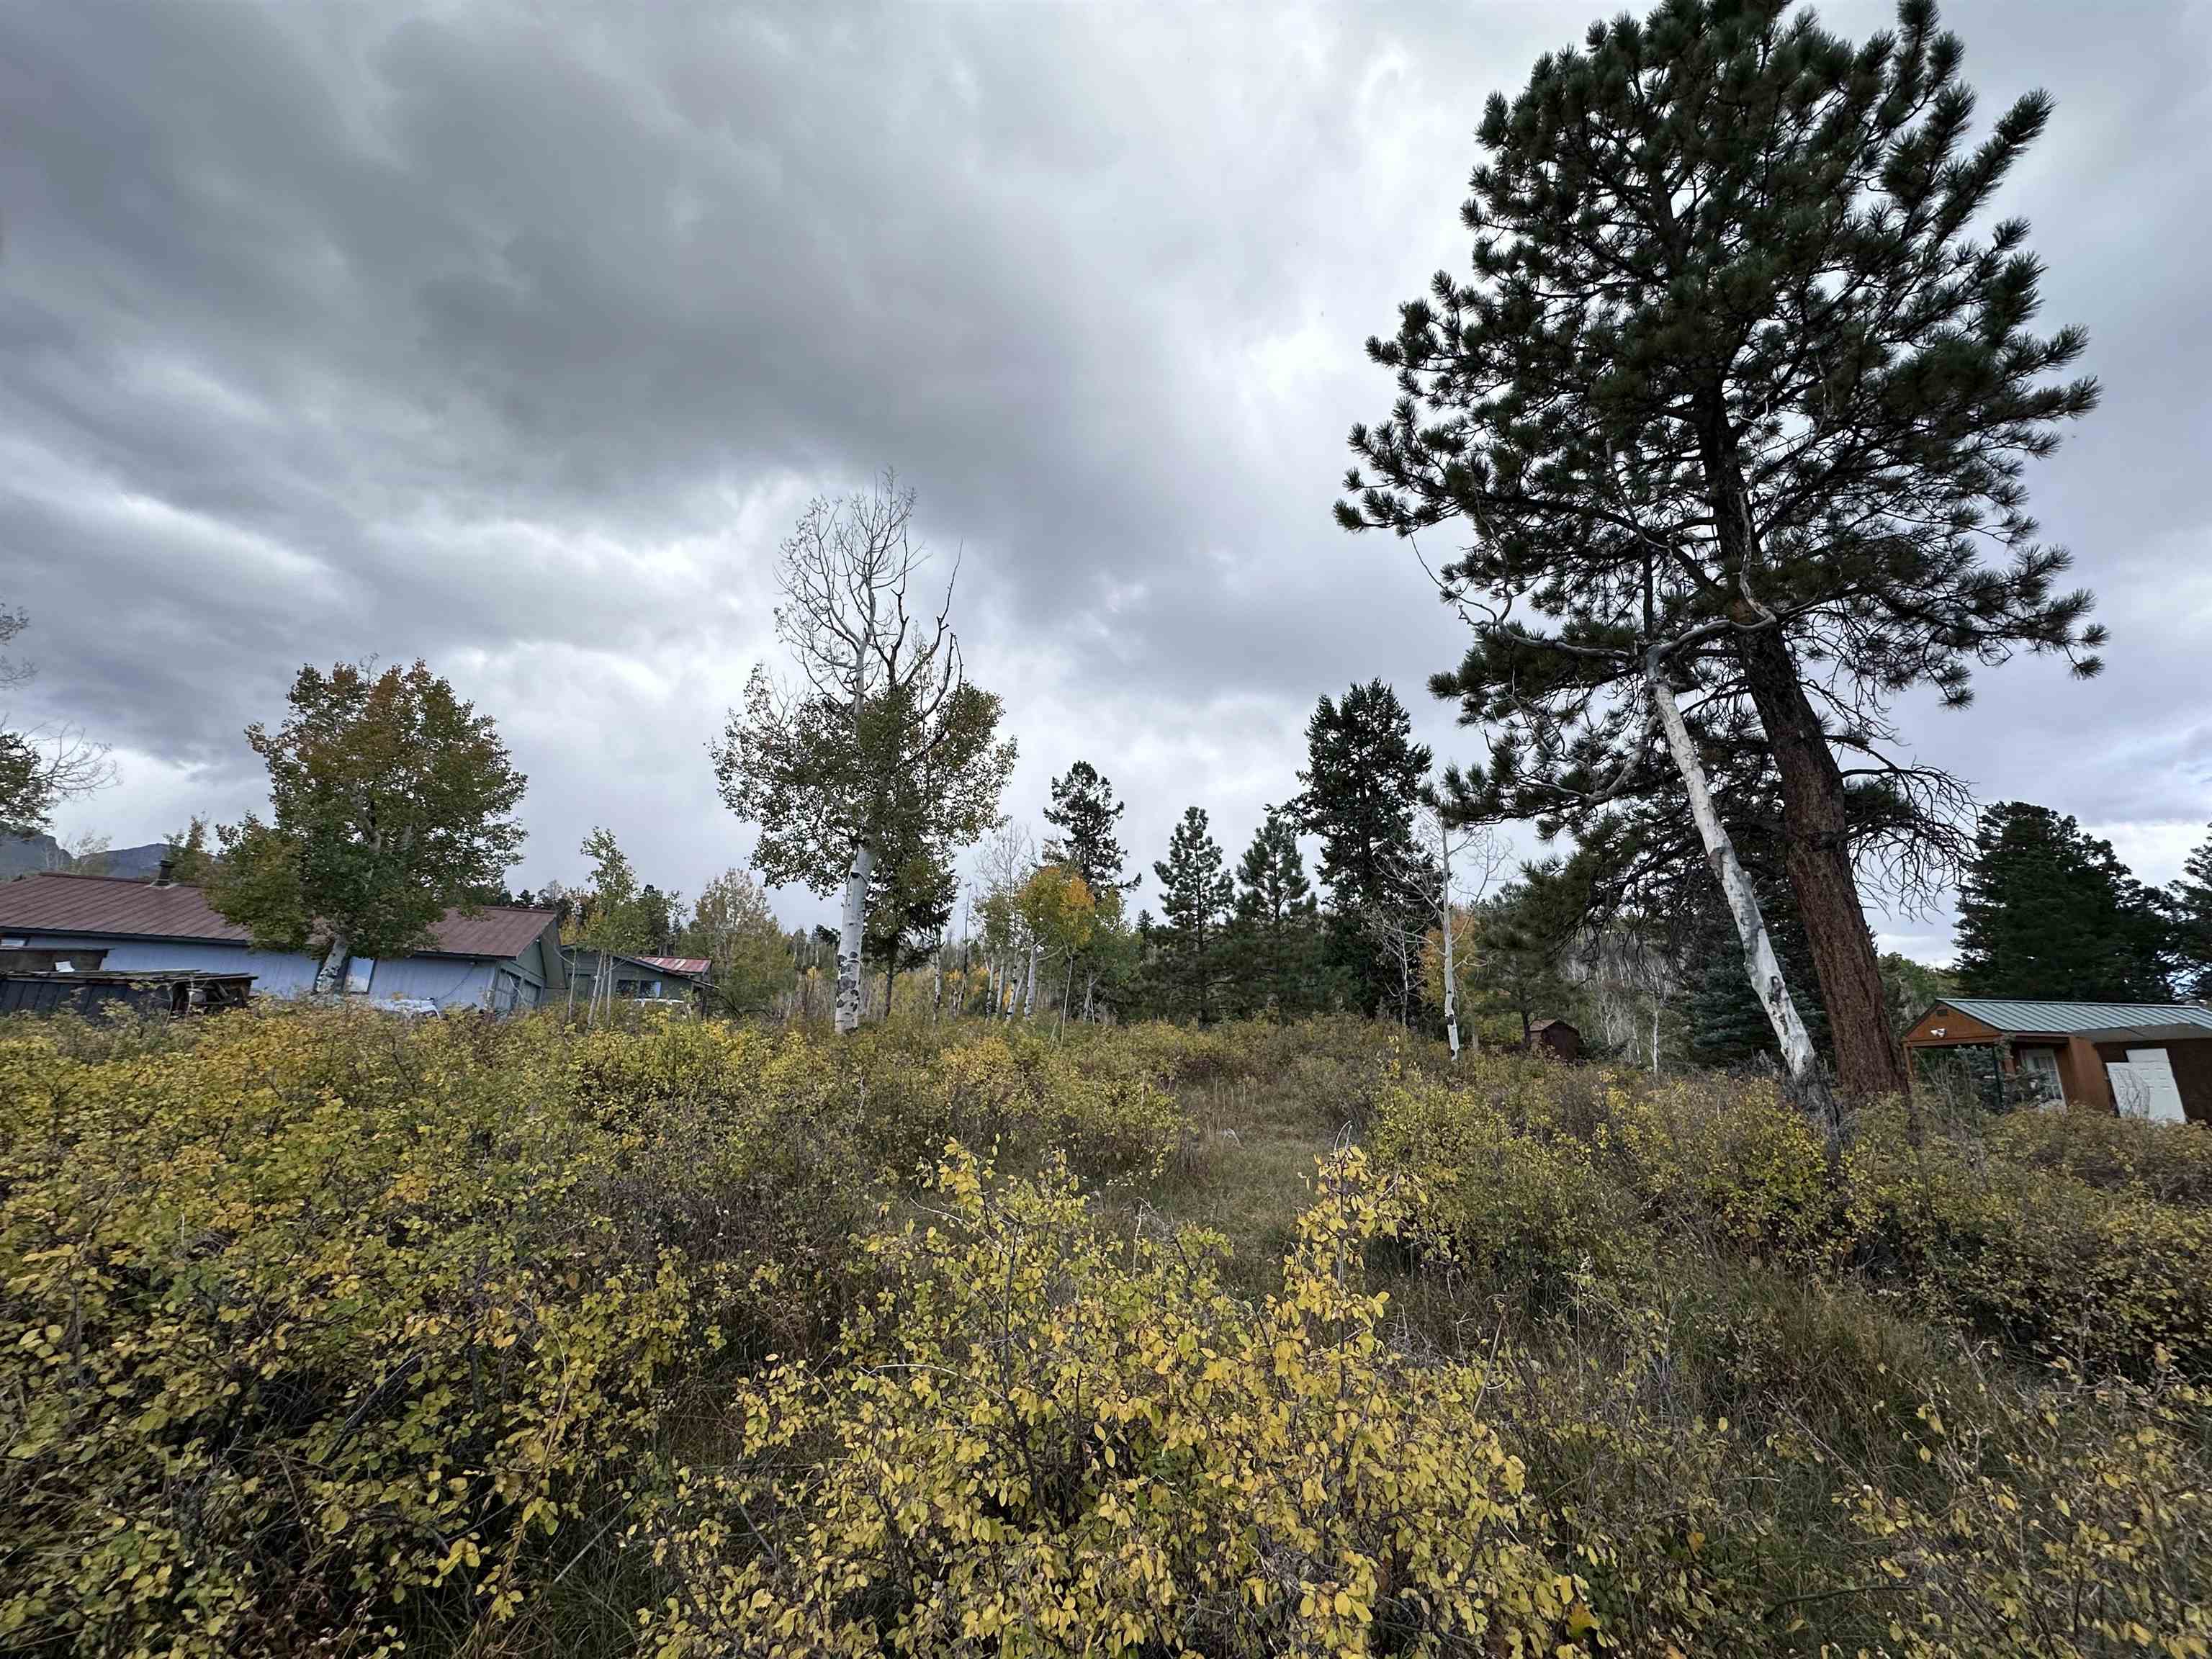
1930,997,2212,1038
0,873,554,961
639,956,710,977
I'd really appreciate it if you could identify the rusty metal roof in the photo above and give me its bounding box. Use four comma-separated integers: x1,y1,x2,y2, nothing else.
1937,997,2212,1038
0,872,554,961
638,956,709,976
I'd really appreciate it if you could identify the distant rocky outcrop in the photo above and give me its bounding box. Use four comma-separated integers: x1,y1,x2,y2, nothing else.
0,835,173,880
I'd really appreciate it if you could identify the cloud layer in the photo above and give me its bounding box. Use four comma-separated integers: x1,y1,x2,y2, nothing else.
4,0,2208,956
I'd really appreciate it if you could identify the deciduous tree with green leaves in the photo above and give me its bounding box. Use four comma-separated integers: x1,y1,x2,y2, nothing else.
210,660,526,986
1339,0,2102,1101
681,868,796,1016
711,474,1015,1033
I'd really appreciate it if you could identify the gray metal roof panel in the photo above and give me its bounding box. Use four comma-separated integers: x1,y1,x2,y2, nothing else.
1942,997,2212,1035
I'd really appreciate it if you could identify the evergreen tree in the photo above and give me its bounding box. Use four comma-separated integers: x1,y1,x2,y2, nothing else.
2167,825,2212,999
1044,760,1136,1020
1151,806,1234,1023
1228,807,1323,1017
1688,886,1832,1065
1043,760,1136,895
1292,681,1431,1017
1954,803,2170,1002
864,840,959,1015
1472,860,1582,1045
1339,0,2103,1100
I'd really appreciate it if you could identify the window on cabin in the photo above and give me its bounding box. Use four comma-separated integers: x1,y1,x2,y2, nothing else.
344,957,377,995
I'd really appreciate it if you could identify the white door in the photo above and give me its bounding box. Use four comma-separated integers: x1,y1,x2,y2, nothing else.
2123,1048,2188,1123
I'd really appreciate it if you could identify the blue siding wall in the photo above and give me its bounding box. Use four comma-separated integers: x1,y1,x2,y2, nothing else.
53,938,324,996
361,957,498,1007
12,933,521,1010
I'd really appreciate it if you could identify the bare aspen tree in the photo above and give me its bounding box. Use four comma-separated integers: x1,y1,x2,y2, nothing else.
714,472,1015,1035
1395,806,1510,1061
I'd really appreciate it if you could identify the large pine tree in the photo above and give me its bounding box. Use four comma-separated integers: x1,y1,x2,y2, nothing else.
1292,681,1433,1017
1338,0,2103,1099
1954,803,2170,1002
1043,760,1136,896
1151,806,1235,1024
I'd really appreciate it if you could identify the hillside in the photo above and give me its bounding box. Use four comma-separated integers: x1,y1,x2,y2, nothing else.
1,1009,2206,1658
0,836,169,881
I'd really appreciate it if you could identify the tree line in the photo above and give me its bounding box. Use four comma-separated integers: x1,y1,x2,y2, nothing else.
6,2,2191,1105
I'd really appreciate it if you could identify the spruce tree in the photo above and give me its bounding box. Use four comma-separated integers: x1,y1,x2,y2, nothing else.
2167,825,2212,999
1954,803,2170,1002
1152,806,1235,1024
1229,807,1323,1017
1339,0,2103,1100
1292,681,1432,1017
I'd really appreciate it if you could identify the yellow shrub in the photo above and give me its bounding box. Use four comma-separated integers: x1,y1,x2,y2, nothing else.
1370,1074,1655,1297
1614,1076,1842,1267
0,1007,860,1658
641,1146,1576,1657
1847,1371,2212,1658
1846,1107,2212,1376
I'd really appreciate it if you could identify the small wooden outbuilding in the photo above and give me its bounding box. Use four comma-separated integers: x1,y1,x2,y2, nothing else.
1902,997,2212,1124
1527,1017,1582,1062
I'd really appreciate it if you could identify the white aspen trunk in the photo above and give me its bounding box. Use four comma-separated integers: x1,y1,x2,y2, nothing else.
1439,832,1460,1062
1021,942,1039,1017
931,938,944,1022
1647,653,1820,1084
1058,956,1074,1036
835,840,874,1036
315,935,350,996
1082,970,1094,1024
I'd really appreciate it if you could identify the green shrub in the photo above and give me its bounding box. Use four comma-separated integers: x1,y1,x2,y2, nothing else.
1847,1105,2212,1377
1370,1071,1657,1300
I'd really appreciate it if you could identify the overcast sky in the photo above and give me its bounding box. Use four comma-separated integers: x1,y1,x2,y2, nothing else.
3,0,2208,961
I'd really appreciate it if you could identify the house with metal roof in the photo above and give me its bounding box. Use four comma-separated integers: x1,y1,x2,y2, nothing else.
1902,997,2212,1124
0,871,568,1015
560,948,711,1011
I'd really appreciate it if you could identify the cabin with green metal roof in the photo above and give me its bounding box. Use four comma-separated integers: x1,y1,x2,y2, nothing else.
1902,997,2212,1123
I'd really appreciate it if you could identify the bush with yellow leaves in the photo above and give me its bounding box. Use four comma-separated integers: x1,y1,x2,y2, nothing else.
1367,1071,1657,1301
1845,1366,2212,1659
0,1006,872,1658
1846,1103,2212,1376
1611,1074,1842,1269
639,1144,1580,1657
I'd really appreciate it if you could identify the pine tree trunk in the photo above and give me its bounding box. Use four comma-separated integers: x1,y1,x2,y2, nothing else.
835,841,873,1035
1736,626,1911,1102
1647,652,1825,1090
1694,395,1907,1104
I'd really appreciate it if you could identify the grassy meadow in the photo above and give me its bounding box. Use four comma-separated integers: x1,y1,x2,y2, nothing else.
1,1007,2208,1658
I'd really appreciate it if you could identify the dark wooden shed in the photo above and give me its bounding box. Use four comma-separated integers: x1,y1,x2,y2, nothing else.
1527,1017,1582,1061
